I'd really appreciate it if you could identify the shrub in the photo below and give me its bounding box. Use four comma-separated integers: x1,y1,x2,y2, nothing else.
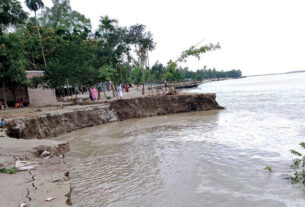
290,142,305,185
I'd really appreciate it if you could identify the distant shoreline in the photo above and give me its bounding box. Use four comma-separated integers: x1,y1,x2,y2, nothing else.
244,70,305,78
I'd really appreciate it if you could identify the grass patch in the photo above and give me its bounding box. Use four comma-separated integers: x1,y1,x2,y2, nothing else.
0,167,17,174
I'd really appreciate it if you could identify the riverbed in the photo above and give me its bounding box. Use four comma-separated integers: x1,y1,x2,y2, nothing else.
57,72,305,207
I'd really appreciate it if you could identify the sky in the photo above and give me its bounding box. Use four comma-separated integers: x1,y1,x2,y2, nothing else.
20,0,305,76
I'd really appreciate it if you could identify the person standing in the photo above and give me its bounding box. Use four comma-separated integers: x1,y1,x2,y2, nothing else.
90,87,98,101
117,84,123,99
164,80,168,91
0,119,5,128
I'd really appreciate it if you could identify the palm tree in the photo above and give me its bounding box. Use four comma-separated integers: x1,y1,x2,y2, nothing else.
25,0,47,69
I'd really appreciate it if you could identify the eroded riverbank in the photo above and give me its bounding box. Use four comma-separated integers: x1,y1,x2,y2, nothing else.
0,93,223,206
55,73,305,207
5,93,223,139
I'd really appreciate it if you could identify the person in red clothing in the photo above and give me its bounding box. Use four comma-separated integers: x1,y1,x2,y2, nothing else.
125,84,129,92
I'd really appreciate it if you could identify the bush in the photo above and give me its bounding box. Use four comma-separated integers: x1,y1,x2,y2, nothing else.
290,142,305,186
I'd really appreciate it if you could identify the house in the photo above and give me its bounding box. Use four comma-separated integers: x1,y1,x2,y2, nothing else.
0,71,57,107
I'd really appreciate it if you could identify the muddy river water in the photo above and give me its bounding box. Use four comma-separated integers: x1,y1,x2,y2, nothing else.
57,72,305,207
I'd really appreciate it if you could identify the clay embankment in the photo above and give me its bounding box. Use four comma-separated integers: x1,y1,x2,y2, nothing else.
5,93,223,139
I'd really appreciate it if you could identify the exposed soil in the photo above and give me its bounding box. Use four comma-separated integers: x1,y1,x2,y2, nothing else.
4,93,224,139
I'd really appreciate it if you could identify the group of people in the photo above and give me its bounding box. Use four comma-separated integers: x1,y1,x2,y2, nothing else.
0,97,26,110
15,97,25,108
90,83,129,101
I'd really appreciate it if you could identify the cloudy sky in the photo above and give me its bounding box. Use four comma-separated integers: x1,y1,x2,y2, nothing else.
20,0,305,75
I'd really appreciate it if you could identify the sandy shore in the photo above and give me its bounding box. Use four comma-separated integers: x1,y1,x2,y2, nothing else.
0,134,71,207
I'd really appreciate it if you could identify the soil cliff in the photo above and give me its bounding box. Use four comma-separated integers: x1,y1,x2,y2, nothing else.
5,93,223,139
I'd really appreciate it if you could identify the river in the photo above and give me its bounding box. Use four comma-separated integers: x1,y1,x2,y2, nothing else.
56,72,305,207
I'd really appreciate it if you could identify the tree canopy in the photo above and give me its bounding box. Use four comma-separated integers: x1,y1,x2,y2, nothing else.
0,0,27,34
0,0,242,102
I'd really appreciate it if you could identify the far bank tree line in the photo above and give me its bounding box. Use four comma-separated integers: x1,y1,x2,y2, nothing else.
1,0,241,102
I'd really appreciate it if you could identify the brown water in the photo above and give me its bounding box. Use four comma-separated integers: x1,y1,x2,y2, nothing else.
57,72,305,207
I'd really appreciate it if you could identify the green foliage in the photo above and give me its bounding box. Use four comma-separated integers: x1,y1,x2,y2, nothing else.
0,0,28,34
98,65,116,82
1,0,233,96
0,167,17,174
25,0,44,12
150,62,166,82
183,67,242,80
289,142,305,186
148,62,242,83
34,37,96,88
130,67,143,85
95,16,126,67
163,62,184,83
21,21,58,70
39,0,91,34
0,33,28,101
177,43,221,63
128,24,155,64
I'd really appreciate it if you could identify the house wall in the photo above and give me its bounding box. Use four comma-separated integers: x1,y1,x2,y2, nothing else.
26,71,57,107
0,71,57,107
0,86,29,106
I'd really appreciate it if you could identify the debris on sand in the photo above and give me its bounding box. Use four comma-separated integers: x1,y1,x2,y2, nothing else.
15,160,37,171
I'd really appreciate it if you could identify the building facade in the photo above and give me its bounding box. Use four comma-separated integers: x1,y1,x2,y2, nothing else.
0,71,57,107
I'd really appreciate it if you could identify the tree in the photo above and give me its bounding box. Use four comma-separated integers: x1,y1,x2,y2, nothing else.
0,33,28,104
98,65,116,98
0,0,27,106
151,62,166,83
130,67,143,85
177,42,221,63
21,21,59,70
163,61,184,83
95,16,130,96
31,36,96,90
39,0,92,35
25,0,47,68
128,24,155,95
0,0,28,35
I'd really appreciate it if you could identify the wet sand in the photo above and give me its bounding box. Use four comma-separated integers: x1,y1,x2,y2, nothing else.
0,135,70,207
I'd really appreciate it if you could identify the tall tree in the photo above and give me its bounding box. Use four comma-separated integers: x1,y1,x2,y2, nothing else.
128,24,155,95
95,16,130,97
25,0,47,68
39,0,91,35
